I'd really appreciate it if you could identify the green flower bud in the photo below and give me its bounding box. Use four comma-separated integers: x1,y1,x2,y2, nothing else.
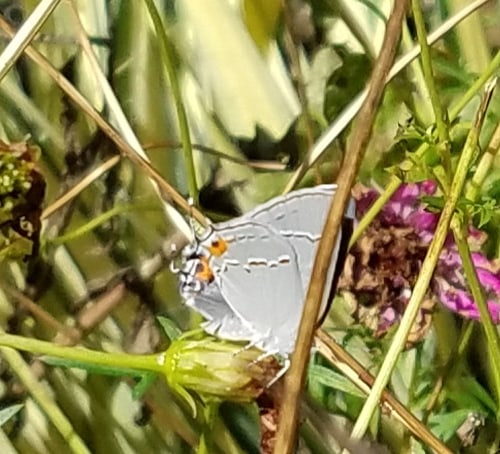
160,336,280,413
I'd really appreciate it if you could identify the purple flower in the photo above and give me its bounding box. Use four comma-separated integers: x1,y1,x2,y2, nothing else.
357,181,440,240
342,181,500,341
435,248,500,322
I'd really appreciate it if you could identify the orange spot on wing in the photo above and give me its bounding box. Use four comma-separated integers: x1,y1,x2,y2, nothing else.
208,238,228,256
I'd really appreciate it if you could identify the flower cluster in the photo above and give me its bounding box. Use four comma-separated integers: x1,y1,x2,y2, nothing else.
340,181,500,342
0,141,45,262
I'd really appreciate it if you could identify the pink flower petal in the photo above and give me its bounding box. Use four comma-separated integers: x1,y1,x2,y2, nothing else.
355,180,500,324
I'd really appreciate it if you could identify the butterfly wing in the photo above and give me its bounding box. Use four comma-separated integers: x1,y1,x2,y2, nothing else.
209,221,303,355
186,284,256,341
243,184,353,318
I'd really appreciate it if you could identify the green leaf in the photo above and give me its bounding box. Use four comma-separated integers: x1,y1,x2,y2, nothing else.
308,365,366,398
460,377,497,414
132,373,158,400
428,409,483,442
156,316,182,341
421,195,445,211
0,404,23,427
446,376,497,415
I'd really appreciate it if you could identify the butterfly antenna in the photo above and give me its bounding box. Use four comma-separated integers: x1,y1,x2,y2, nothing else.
170,197,198,275
187,197,199,246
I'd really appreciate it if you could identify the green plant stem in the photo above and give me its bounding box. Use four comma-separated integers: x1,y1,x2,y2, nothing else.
449,49,500,120
452,219,500,413
48,204,158,245
350,53,500,246
351,84,490,439
457,320,475,357
327,0,377,60
448,0,490,73
143,0,198,204
0,0,61,82
423,319,475,419
1,346,91,454
349,177,400,247
411,0,451,176
199,402,218,454
0,332,165,374
466,120,500,201
400,23,433,125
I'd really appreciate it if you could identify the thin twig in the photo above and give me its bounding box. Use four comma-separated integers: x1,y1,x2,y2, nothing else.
0,15,207,227
0,0,62,82
284,0,491,192
42,156,121,219
273,2,409,452
411,0,451,176
315,330,453,454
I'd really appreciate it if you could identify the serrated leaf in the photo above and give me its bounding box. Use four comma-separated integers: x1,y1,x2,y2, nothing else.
428,409,482,442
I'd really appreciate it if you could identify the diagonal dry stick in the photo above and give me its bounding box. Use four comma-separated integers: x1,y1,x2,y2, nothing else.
0,16,206,227
273,1,410,452
284,0,491,193
315,330,453,453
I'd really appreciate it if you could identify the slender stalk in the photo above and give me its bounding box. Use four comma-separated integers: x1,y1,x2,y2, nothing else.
424,320,474,416
0,0,62,82
466,121,500,201
452,219,500,412
1,346,91,454
411,0,451,176
449,49,500,121
41,156,121,220
143,0,198,203
274,2,410,452
49,204,158,245
400,23,433,125
0,332,165,374
349,177,400,247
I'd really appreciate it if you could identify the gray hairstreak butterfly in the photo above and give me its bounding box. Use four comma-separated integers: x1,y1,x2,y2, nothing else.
176,184,354,359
